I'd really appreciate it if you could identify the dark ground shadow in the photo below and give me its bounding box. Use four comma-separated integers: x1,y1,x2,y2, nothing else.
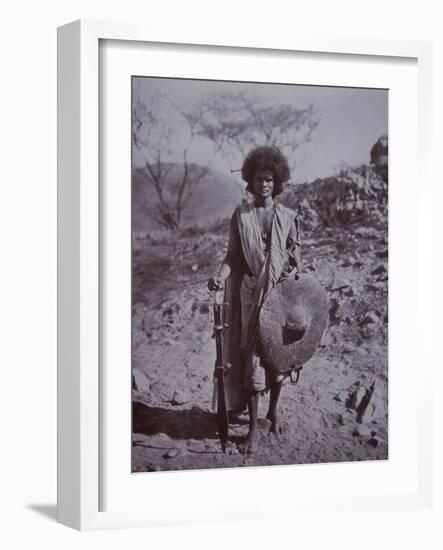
26,504,57,522
133,402,248,441
133,402,220,440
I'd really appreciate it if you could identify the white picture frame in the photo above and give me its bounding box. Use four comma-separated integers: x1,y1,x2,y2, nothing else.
57,19,433,531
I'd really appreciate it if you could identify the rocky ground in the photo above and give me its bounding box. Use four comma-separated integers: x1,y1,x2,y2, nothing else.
131,186,389,472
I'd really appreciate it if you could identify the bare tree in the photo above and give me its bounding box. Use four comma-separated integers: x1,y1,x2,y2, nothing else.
132,90,210,230
189,91,319,177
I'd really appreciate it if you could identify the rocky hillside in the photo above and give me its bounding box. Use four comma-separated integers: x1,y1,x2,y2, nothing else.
280,134,388,232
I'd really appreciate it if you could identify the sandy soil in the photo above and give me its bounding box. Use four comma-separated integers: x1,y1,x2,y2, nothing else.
131,222,388,472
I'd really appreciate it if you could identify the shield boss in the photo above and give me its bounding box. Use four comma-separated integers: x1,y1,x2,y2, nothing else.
259,274,328,373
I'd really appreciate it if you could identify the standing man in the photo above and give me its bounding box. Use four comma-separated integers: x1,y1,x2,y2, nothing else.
208,146,302,454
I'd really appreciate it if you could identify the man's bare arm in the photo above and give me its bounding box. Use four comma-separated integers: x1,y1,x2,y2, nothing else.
208,211,238,290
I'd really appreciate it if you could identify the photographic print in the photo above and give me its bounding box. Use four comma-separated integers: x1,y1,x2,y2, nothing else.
131,76,388,472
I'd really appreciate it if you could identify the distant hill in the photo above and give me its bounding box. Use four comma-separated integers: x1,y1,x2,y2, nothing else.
132,164,243,233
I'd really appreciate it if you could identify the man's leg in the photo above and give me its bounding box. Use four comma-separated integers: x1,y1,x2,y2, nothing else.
266,379,284,435
239,391,259,454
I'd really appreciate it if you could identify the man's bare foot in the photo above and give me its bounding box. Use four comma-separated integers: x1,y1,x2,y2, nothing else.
239,429,258,454
266,412,283,436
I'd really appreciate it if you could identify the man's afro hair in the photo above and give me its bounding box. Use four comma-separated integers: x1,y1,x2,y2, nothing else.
241,146,290,196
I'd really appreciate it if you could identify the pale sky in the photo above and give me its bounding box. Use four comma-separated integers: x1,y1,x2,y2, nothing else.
133,76,387,185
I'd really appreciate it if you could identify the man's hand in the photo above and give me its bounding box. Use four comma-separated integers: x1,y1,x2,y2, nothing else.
207,277,224,291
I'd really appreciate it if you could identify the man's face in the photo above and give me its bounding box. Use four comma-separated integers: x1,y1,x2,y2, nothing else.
252,169,274,199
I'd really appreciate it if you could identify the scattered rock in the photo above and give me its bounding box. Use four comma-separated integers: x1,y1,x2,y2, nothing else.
333,414,345,426
133,369,150,393
343,287,354,297
170,390,190,406
343,380,382,428
163,302,181,317
354,386,367,409
371,264,388,277
353,425,372,437
359,311,380,326
334,390,348,403
329,299,340,325
132,433,149,445
358,390,387,423
356,382,376,423
345,382,363,409
163,448,181,459
330,283,350,293
367,437,379,448
191,263,199,272
165,338,179,346
353,227,379,239
366,282,386,292
359,312,384,339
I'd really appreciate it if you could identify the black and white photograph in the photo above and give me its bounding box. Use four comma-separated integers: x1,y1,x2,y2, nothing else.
5,0,441,541
131,76,389,472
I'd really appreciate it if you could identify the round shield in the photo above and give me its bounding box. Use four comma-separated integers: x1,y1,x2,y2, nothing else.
259,274,328,373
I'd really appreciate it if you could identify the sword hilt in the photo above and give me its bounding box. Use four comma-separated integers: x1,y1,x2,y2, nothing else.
213,362,232,377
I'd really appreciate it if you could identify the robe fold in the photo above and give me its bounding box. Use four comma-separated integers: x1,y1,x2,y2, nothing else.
221,202,300,410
